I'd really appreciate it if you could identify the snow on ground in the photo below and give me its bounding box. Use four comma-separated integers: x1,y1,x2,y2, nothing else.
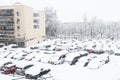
49,63,120,80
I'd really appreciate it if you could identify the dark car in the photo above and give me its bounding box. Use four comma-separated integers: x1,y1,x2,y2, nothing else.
70,56,81,65
94,50,105,54
115,53,120,56
1,63,16,74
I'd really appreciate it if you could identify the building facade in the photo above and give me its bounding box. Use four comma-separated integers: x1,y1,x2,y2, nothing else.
0,2,46,47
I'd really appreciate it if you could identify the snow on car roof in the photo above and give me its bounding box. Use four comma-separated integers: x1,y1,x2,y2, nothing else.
5,63,15,68
24,53,35,60
94,46,102,50
25,64,49,76
15,61,33,68
32,53,45,61
49,55,60,62
54,50,68,56
0,59,11,67
0,52,9,58
77,51,88,55
97,53,109,60
114,49,120,53
65,53,80,61
40,54,53,63
102,45,111,50
25,65,42,76
13,52,27,59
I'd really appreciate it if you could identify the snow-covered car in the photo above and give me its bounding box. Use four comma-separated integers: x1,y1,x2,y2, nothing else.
86,49,95,54
3,44,18,51
11,52,28,60
0,43,5,48
76,56,91,67
2,66,16,74
24,53,35,61
48,54,66,65
77,53,98,67
93,46,104,54
87,58,104,69
31,53,45,62
94,50,105,54
87,54,110,69
0,61,13,71
67,45,81,53
48,51,68,65
25,65,51,79
114,49,120,56
70,55,81,65
65,53,81,65
78,51,89,57
1,62,16,74
16,64,33,76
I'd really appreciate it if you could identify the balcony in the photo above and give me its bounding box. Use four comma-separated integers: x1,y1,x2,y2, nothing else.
0,32,14,38
0,10,14,16
0,35,15,39
0,25,14,30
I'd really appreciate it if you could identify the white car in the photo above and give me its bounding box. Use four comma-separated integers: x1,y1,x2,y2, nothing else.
48,54,66,65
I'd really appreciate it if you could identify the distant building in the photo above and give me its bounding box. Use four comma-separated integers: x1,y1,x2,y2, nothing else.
0,2,46,47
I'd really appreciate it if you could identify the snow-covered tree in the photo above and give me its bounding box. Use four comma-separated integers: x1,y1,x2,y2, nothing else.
45,8,59,38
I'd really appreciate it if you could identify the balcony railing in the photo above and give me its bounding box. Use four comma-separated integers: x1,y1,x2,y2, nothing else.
0,37,15,40
0,29,14,31
0,29,14,33
0,23,14,25
0,34,15,39
0,16,14,18
0,14,14,16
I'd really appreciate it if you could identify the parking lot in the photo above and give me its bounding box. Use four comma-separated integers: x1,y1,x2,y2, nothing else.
0,39,120,80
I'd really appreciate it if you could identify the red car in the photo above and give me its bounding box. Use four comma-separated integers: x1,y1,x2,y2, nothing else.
2,64,16,74
2,67,16,74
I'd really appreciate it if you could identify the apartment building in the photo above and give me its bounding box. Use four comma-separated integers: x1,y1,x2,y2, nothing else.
0,2,46,47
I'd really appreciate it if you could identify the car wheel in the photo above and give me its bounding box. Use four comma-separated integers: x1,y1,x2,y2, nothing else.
26,74,30,79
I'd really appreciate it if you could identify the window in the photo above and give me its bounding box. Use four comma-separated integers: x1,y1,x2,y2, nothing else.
17,26,20,29
34,25,39,29
17,42,25,47
33,13,39,17
34,19,39,24
17,11,19,16
17,19,20,24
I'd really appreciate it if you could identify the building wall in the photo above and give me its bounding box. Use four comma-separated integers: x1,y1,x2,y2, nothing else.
39,11,46,41
0,2,46,47
25,11,46,47
13,3,34,47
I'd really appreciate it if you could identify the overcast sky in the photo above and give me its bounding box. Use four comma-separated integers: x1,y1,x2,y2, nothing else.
0,0,120,22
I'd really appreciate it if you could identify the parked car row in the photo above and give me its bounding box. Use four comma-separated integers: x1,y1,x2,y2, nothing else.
0,39,119,68
0,60,53,80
